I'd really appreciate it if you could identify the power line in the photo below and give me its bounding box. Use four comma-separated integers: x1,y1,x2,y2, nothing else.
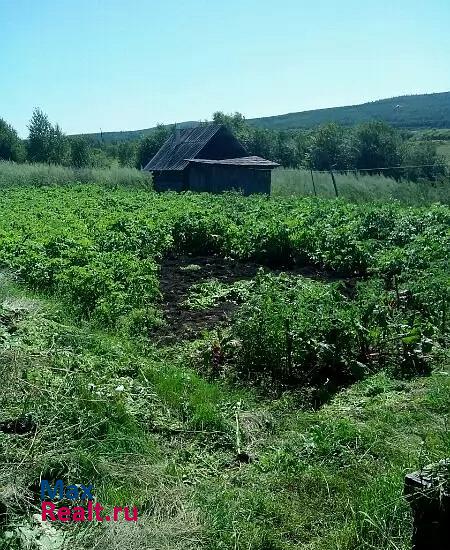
345,163,448,173
286,163,449,174
281,162,449,199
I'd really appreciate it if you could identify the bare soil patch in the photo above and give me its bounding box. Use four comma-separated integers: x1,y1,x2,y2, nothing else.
154,254,355,343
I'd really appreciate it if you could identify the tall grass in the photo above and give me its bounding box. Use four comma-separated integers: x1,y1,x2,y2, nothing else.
272,168,450,204
437,141,450,163
0,160,152,188
1,161,448,205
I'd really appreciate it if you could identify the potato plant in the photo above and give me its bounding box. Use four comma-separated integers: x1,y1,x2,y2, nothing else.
0,184,447,352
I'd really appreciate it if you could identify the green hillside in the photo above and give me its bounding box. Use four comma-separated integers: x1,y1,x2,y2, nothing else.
248,91,450,130
74,92,450,144
74,120,197,144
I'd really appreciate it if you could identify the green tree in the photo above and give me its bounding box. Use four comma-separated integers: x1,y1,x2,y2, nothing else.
0,118,25,161
212,111,249,142
292,131,310,167
90,147,114,168
274,131,306,168
401,141,448,182
70,137,92,167
247,128,275,160
48,124,70,165
27,108,53,162
307,123,355,170
27,108,70,165
354,122,402,176
117,141,137,167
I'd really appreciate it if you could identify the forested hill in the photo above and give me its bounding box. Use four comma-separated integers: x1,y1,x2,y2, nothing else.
75,91,450,143
248,92,450,130
73,120,198,145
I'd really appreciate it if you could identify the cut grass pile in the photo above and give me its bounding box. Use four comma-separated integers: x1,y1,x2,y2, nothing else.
0,277,225,549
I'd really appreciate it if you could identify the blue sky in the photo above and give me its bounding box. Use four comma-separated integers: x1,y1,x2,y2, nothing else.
2,0,449,137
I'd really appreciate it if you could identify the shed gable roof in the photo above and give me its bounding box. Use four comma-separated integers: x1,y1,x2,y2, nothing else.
143,124,247,171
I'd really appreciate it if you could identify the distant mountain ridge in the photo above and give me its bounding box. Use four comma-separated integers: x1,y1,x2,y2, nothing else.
248,92,450,130
75,91,450,143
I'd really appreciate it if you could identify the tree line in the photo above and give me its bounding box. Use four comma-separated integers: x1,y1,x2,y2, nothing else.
0,108,171,171
213,112,448,182
0,108,447,183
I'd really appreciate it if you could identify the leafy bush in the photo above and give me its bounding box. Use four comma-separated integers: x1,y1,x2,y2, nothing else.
230,273,366,385
55,253,160,326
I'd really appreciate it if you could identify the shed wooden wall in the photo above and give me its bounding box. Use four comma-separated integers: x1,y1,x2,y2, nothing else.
187,164,271,195
153,170,186,192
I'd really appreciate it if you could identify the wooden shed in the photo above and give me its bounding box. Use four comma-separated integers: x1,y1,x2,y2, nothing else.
143,124,279,195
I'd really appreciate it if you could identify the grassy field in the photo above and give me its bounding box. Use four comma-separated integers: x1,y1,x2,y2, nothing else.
436,140,450,163
1,160,448,205
409,137,450,166
0,161,151,189
272,168,450,204
1,277,448,550
0,172,449,549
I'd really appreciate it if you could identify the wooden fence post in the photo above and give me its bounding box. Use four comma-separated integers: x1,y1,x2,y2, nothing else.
310,168,317,196
329,168,339,197
404,462,450,549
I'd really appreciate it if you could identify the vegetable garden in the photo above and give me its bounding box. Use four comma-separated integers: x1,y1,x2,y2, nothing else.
0,182,449,549
0,185,448,385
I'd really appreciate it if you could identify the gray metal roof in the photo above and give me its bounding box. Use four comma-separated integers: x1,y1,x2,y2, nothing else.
143,124,223,171
186,156,280,168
